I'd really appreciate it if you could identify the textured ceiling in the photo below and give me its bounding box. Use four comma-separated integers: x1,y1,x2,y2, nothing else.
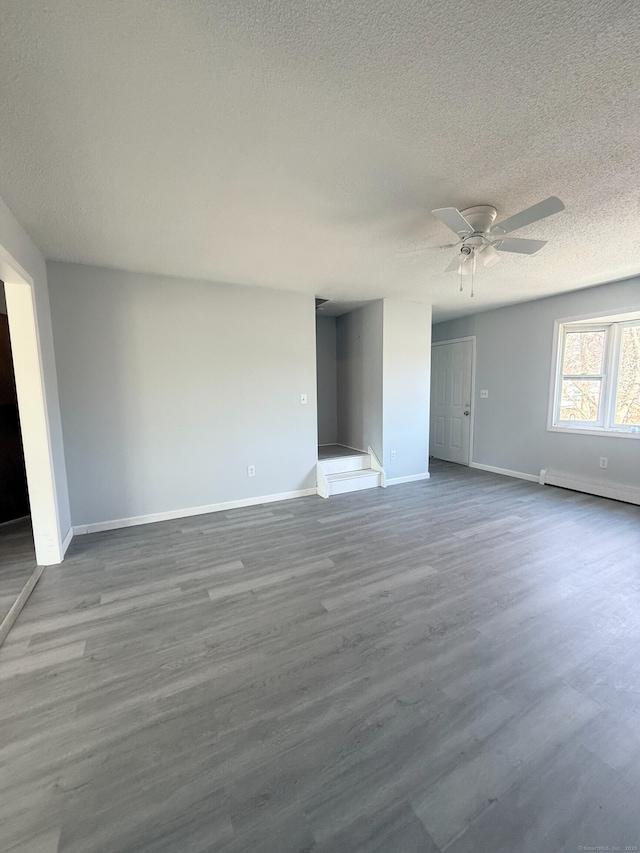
0,0,639,321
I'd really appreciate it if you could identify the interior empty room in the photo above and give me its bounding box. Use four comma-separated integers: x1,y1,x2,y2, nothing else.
0,2,639,851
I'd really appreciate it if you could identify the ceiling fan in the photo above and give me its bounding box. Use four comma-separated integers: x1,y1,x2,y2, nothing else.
404,196,565,276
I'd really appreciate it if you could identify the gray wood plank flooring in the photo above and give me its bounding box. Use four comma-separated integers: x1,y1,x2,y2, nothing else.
1,461,640,852
0,518,36,625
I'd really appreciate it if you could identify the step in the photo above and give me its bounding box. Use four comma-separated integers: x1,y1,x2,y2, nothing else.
320,454,371,476
326,468,380,496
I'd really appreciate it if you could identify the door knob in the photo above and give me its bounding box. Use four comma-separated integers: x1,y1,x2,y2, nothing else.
463,410,470,416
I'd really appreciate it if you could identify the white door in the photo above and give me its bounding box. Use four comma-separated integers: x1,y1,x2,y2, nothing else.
430,340,473,465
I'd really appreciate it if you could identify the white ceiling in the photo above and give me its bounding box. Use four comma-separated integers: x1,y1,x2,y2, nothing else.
0,0,639,322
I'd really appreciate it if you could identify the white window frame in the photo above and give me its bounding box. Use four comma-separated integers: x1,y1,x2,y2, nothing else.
548,312,640,439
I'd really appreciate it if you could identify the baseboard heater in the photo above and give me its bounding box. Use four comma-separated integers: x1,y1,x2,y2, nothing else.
539,469,640,506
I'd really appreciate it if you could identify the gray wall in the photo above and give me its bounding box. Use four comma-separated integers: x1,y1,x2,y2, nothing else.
382,299,432,480
315,314,337,445
433,278,640,488
48,262,318,527
336,302,384,457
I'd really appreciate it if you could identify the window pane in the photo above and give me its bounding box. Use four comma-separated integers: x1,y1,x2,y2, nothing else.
614,326,640,426
562,330,605,375
559,379,601,422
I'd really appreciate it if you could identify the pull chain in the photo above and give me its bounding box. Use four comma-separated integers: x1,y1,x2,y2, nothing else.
470,252,476,297
458,250,477,296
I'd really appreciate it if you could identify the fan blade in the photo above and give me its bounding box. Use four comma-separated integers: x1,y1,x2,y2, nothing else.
494,237,547,254
491,196,564,235
432,207,474,237
445,252,463,272
396,242,459,256
479,243,501,267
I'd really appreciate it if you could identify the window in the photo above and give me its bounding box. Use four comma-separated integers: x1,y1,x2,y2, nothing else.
551,317,640,435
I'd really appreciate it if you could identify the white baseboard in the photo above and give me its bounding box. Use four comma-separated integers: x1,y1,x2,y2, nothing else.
73,488,318,536
539,469,640,505
470,462,539,483
60,527,73,556
386,473,431,486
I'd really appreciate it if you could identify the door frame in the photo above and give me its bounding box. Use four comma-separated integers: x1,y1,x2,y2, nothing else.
0,242,66,564
431,335,476,466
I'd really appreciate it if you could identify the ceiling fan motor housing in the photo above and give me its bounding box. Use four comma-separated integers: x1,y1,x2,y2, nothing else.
459,205,498,234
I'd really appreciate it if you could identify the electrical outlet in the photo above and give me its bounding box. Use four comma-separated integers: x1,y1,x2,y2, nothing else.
300,393,308,405
480,390,489,399
390,450,396,461
599,457,608,469
247,465,256,477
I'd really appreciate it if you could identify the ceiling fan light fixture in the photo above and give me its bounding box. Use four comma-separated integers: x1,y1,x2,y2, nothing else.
479,243,501,268
427,196,564,289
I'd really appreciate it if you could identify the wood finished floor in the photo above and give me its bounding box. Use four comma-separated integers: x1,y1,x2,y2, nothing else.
2,461,640,852
0,518,36,626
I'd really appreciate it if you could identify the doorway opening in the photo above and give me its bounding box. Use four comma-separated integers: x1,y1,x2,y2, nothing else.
315,302,366,458
0,280,38,642
0,285,29,523
0,244,67,568
314,302,384,497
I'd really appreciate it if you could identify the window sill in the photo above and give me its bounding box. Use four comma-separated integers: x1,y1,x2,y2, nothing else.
548,425,640,439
